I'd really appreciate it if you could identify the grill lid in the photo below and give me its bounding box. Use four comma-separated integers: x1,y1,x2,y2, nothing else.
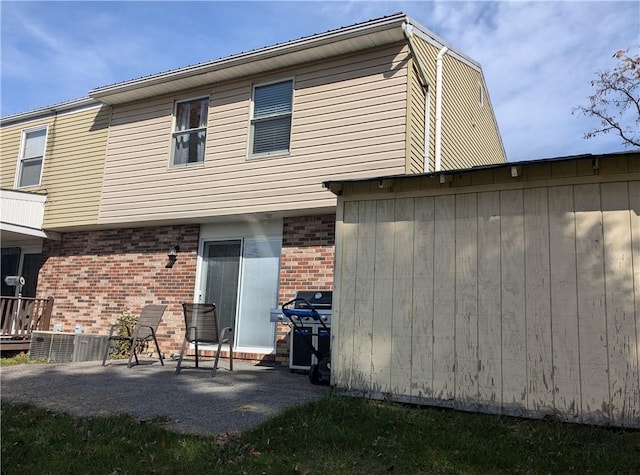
293,291,332,310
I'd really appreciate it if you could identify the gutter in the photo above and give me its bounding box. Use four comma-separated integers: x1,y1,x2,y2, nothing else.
1,97,100,126
402,22,432,173
434,46,448,172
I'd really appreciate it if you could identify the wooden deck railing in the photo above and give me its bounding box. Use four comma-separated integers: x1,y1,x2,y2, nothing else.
0,296,54,351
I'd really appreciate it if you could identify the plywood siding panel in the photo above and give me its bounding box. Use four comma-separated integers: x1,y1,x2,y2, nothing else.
335,200,359,389
500,190,527,410
333,171,638,426
411,196,435,399
573,184,610,424
477,191,502,409
391,198,414,396
432,195,456,402
630,181,640,422
602,182,640,425
455,193,479,406
352,200,377,392
548,186,581,419
371,200,395,395
99,47,409,224
523,188,554,413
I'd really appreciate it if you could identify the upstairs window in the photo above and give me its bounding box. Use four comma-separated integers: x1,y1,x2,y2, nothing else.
250,79,293,157
172,97,209,166
16,126,47,188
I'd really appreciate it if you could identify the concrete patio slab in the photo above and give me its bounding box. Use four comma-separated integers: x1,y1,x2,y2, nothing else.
0,359,329,435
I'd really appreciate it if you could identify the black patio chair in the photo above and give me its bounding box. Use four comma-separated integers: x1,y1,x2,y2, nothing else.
175,303,234,377
102,304,167,367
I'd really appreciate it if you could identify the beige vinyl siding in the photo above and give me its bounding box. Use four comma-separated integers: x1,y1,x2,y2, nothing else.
99,45,409,225
405,62,427,174
410,35,506,170
332,155,639,428
414,36,439,171
440,53,506,168
408,36,439,173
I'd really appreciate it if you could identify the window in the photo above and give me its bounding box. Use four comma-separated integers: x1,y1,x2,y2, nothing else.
16,126,47,188
171,97,208,165
250,79,293,157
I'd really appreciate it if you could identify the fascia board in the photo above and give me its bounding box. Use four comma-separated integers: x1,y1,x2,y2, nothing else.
89,13,409,105
0,98,100,126
406,15,482,71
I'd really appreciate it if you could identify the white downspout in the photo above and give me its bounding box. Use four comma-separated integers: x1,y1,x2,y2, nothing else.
402,22,431,173
435,46,448,172
423,88,431,172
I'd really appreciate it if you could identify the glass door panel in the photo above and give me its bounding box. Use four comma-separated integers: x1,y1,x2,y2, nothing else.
235,238,280,349
201,240,241,331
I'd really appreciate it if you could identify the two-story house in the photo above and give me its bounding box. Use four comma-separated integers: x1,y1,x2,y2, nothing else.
0,13,506,363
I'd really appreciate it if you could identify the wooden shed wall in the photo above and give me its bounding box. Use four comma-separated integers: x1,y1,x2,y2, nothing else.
332,163,639,427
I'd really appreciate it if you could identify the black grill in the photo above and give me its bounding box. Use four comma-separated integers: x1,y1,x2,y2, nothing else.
292,290,332,310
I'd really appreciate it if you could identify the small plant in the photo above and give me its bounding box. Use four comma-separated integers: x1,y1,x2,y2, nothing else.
109,308,147,359
0,352,31,366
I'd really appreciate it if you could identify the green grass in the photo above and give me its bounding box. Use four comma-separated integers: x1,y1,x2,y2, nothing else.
2,397,638,474
0,352,32,366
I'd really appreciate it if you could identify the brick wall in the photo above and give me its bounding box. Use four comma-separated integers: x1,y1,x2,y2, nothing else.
38,225,199,355
275,214,335,365
35,215,336,366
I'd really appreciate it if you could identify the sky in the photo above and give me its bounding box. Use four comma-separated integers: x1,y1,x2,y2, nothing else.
1,1,638,162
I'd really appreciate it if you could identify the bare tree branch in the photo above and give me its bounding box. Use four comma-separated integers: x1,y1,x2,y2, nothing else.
574,47,640,148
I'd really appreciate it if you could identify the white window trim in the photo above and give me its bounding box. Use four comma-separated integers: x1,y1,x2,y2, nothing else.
14,125,48,189
169,95,209,168
248,77,294,159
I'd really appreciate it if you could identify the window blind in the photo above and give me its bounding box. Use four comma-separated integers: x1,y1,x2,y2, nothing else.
251,80,293,155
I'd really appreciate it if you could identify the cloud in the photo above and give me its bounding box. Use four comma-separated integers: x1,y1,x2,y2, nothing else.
421,1,639,160
1,1,638,160
2,3,134,110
